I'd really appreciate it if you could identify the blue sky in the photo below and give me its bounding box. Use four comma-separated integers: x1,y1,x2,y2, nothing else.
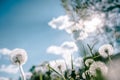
0,0,72,79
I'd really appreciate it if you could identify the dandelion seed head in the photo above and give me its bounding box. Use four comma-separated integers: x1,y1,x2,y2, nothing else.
49,59,66,73
82,72,86,79
89,61,108,76
82,70,90,79
35,63,49,74
99,44,114,58
85,59,94,67
10,48,28,66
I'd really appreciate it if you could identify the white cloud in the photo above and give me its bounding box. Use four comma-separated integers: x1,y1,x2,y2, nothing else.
72,30,88,40
48,13,105,35
0,48,11,55
0,77,9,80
48,15,74,34
47,41,78,56
47,46,62,55
74,57,83,68
47,41,78,67
83,14,104,33
0,64,19,74
0,48,19,74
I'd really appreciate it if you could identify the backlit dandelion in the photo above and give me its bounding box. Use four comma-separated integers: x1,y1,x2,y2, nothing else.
99,44,114,58
10,48,28,80
82,70,90,79
10,48,28,66
85,59,94,67
82,72,86,79
49,59,67,73
89,61,108,77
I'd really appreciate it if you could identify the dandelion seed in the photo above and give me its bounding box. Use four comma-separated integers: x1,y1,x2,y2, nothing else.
99,44,114,58
89,61,108,76
10,48,28,66
85,59,94,67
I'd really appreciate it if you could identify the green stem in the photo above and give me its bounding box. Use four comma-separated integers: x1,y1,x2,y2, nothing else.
87,44,94,56
48,65,66,80
40,74,43,80
71,55,74,70
108,55,112,63
93,55,101,59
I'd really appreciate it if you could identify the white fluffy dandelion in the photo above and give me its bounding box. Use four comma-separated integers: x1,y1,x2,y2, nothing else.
35,62,49,74
10,48,28,80
82,70,90,79
49,59,67,73
89,61,108,76
98,44,114,58
82,72,86,79
85,59,94,67
10,48,28,66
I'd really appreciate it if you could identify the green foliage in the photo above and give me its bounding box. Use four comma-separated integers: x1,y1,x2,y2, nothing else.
28,51,111,80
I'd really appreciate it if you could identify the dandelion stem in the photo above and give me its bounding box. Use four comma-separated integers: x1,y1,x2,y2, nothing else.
48,65,66,80
93,55,101,59
71,55,74,70
108,55,112,63
87,44,94,56
40,74,43,80
19,65,26,80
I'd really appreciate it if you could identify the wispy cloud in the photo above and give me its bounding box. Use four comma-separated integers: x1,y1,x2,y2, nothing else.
0,77,9,80
0,48,11,55
0,64,19,74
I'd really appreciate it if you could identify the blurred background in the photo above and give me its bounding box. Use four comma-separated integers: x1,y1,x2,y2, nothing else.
0,0,72,79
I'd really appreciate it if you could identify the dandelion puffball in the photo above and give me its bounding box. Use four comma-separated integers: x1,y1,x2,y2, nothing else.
10,48,28,66
49,59,67,73
98,44,114,58
82,70,90,79
89,61,108,76
85,59,94,67
82,72,86,79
